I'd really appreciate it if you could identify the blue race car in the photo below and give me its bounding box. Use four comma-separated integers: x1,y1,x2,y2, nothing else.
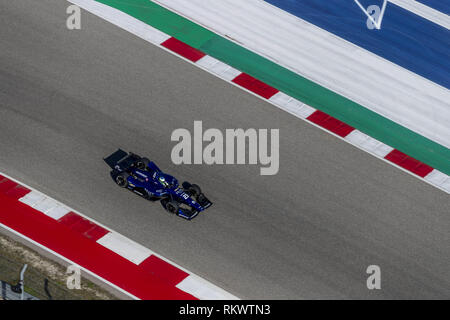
104,149,212,220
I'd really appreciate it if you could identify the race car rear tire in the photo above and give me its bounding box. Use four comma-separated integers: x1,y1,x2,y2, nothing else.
188,184,201,198
165,201,179,214
136,157,150,170
115,172,129,188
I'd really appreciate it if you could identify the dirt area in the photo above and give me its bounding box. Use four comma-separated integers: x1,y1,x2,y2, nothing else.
0,233,117,300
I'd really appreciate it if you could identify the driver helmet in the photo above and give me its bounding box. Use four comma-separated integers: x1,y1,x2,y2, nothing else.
158,175,169,188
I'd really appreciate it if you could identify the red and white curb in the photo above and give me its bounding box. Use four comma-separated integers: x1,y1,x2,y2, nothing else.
0,172,238,300
70,0,450,194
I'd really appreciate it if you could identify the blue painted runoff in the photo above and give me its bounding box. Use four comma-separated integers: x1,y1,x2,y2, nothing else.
264,0,450,89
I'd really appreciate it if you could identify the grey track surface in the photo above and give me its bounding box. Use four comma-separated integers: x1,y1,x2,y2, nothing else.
1,0,449,299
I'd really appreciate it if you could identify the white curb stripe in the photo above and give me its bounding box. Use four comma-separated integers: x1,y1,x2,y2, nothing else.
19,190,71,219
424,169,450,193
345,130,394,158
177,274,237,300
45,205,72,220
96,232,153,265
196,55,242,81
32,197,60,213
269,92,316,119
19,190,46,207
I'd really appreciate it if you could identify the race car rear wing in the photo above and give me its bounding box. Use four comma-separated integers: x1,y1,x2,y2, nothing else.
103,149,129,169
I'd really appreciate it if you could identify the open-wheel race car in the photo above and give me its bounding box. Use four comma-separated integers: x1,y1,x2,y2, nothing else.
103,149,212,220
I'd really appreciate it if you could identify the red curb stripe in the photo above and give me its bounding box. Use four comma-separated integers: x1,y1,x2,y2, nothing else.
307,110,355,137
5,185,31,199
232,73,279,99
0,193,196,300
384,149,434,178
161,37,206,62
139,255,189,287
58,211,83,226
58,212,109,241
0,175,30,199
85,225,110,242
0,177,18,194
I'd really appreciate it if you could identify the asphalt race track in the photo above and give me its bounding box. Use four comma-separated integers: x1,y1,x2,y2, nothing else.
1,0,449,299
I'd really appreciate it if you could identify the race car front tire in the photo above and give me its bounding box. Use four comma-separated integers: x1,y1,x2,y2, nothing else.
164,200,179,214
182,181,192,190
188,184,202,198
197,193,207,203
